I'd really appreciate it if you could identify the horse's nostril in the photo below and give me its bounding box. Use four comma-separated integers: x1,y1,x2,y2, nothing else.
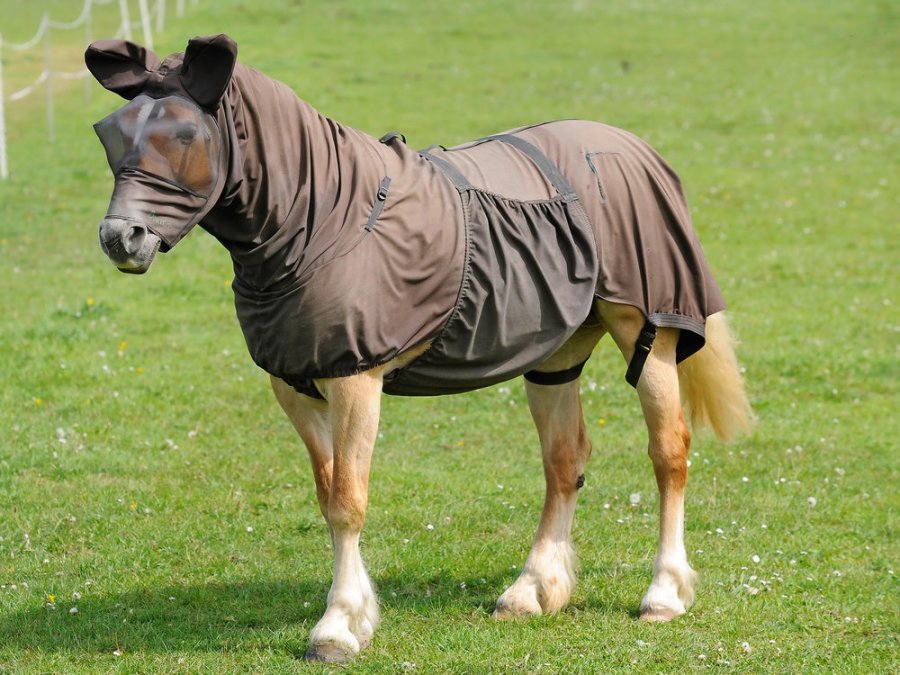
124,224,147,254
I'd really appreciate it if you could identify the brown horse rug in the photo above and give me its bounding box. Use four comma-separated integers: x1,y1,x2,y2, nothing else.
87,38,724,398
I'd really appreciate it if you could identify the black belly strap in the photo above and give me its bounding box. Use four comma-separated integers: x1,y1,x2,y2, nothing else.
524,359,588,386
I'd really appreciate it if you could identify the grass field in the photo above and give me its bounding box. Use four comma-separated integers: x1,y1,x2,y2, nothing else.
0,0,897,672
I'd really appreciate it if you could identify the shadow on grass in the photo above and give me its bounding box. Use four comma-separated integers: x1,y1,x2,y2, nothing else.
0,571,524,655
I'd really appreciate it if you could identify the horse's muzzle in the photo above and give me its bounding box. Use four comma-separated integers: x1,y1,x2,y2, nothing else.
99,217,161,274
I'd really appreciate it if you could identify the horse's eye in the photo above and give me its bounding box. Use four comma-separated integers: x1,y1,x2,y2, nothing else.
175,124,198,144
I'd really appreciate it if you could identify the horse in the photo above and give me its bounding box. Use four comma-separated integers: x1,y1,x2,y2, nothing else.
85,34,753,662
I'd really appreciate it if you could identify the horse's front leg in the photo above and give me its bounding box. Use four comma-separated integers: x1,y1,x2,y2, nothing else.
271,372,383,662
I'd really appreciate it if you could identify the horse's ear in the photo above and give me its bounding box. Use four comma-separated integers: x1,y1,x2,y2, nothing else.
85,40,161,99
180,34,237,109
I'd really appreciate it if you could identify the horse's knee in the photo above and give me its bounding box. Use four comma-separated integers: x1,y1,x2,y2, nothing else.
544,421,591,494
328,482,368,532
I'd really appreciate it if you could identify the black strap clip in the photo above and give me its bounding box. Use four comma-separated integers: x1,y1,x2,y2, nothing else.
625,321,657,388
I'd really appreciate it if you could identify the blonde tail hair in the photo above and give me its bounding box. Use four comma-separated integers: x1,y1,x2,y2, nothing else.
678,312,755,441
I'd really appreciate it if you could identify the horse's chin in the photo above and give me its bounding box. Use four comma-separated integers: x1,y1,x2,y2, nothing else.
118,261,152,274
113,235,160,275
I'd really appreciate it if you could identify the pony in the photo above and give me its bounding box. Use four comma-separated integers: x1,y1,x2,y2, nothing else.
85,34,753,662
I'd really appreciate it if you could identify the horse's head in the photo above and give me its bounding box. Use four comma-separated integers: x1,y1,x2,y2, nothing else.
86,35,237,273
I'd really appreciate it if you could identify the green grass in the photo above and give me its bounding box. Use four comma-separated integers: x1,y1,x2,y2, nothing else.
0,0,897,671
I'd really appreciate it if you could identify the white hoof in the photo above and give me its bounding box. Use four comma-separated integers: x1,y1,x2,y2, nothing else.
494,578,543,619
306,623,360,663
640,561,697,622
494,541,577,618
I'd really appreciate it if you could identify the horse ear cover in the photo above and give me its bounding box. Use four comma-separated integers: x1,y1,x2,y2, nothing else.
84,40,161,100
180,34,238,109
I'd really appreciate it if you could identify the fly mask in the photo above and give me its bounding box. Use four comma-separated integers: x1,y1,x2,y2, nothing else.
86,35,236,272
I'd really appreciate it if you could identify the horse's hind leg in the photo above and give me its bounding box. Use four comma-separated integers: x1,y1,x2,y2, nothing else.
494,327,602,618
635,329,697,620
597,300,697,621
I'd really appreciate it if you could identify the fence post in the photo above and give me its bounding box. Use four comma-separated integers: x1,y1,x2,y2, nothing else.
0,32,8,179
137,0,154,50
156,0,166,35
84,1,93,102
177,0,185,19
119,0,133,41
44,15,55,143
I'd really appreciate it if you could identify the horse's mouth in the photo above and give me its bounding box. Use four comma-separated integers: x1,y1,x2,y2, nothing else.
116,236,160,274
118,261,152,274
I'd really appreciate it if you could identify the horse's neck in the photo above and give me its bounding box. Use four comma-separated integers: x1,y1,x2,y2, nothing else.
207,64,376,265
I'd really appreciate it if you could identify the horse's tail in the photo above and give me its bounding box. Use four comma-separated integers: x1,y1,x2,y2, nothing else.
678,312,754,442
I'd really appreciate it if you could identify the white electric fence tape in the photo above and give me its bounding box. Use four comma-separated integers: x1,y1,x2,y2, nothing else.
0,0,196,179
